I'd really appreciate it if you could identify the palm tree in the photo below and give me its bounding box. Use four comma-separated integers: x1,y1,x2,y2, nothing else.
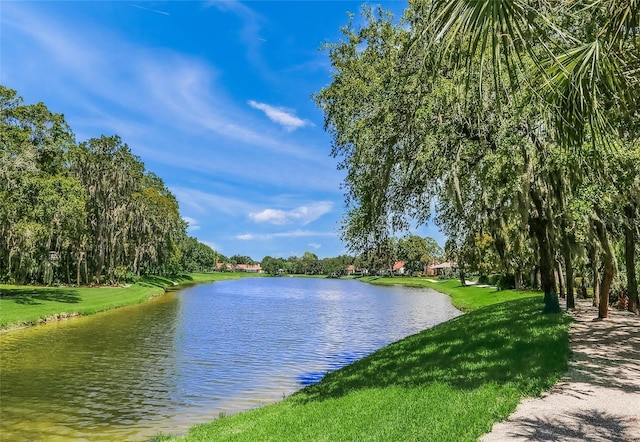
422,0,638,149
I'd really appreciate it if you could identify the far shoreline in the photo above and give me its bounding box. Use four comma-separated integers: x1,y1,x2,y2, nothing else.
0,272,250,332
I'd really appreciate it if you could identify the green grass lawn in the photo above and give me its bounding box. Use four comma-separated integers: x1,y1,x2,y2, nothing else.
0,272,249,329
153,281,570,442
360,277,540,310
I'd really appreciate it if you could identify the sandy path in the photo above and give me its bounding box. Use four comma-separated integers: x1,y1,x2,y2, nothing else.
481,298,640,442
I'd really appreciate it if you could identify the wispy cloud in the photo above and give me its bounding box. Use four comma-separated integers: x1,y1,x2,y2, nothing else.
248,100,310,131
249,201,333,225
235,230,336,241
206,0,272,80
131,4,170,16
182,216,201,232
172,187,256,215
202,240,222,252
308,243,322,249
1,3,317,160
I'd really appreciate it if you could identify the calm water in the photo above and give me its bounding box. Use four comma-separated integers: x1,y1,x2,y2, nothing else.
0,278,460,441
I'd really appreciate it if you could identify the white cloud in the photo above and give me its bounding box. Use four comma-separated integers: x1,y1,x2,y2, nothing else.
249,209,289,225
235,230,336,240
182,216,201,232
248,100,310,131
249,201,333,225
202,241,222,252
1,3,319,161
308,243,322,249
172,187,256,215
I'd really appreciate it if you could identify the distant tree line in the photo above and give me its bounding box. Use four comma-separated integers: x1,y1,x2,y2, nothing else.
257,234,443,277
0,86,219,285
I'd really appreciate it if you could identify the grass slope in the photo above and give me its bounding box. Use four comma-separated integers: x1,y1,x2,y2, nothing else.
360,277,539,310
155,284,570,441
0,272,246,329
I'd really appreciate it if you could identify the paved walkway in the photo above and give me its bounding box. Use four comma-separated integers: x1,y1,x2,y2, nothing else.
482,298,640,442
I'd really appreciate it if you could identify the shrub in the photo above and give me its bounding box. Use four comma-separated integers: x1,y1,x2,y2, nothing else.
497,274,516,290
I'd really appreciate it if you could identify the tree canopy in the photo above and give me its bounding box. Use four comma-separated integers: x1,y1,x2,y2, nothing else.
315,2,639,316
0,86,219,285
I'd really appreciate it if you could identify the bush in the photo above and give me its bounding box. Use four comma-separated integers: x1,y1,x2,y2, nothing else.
497,274,516,290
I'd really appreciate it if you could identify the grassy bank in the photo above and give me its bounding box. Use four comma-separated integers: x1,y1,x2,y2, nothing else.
0,272,246,330
360,277,539,310
154,281,570,442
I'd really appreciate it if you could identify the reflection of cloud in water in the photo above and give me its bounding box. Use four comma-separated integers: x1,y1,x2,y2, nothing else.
317,289,344,302
301,281,461,388
0,278,461,440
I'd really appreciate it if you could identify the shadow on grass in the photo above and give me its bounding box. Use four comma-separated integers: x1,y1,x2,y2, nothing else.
172,274,195,284
137,275,179,289
293,297,571,404
0,287,81,305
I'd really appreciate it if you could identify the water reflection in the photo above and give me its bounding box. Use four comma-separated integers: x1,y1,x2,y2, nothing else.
0,278,460,440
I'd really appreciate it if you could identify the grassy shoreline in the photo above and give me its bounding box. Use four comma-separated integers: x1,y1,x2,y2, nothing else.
359,276,540,310
153,278,570,441
0,272,247,331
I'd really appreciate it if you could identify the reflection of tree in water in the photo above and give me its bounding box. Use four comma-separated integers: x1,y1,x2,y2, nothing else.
0,294,180,439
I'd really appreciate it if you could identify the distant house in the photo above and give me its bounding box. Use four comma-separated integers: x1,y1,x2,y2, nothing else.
215,262,262,272
216,262,234,271
427,261,457,276
392,261,407,275
235,263,262,273
345,264,368,276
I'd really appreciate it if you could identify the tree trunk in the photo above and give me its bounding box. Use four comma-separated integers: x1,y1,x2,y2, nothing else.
556,262,565,299
76,251,83,286
530,217,561,313
624,205,639,314
459,262,466,286
600,263,614,318
534,268,541,290
565,256,575,309
594,218,615,319
95,241,105,284
515,270,523,290
589,245,600,307
94,219,105,284
133,251,139,278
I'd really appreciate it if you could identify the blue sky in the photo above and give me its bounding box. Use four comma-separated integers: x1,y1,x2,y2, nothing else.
1,0,445,260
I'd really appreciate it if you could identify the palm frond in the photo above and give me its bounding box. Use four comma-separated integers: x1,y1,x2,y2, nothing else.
428,0,545,87
541,38,626,147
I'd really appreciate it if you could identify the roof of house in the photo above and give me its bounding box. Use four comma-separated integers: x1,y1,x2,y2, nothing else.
393,261,406,271
429,261,457,270
242,264,261,271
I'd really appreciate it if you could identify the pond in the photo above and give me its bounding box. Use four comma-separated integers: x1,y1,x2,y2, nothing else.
0,277,460,440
